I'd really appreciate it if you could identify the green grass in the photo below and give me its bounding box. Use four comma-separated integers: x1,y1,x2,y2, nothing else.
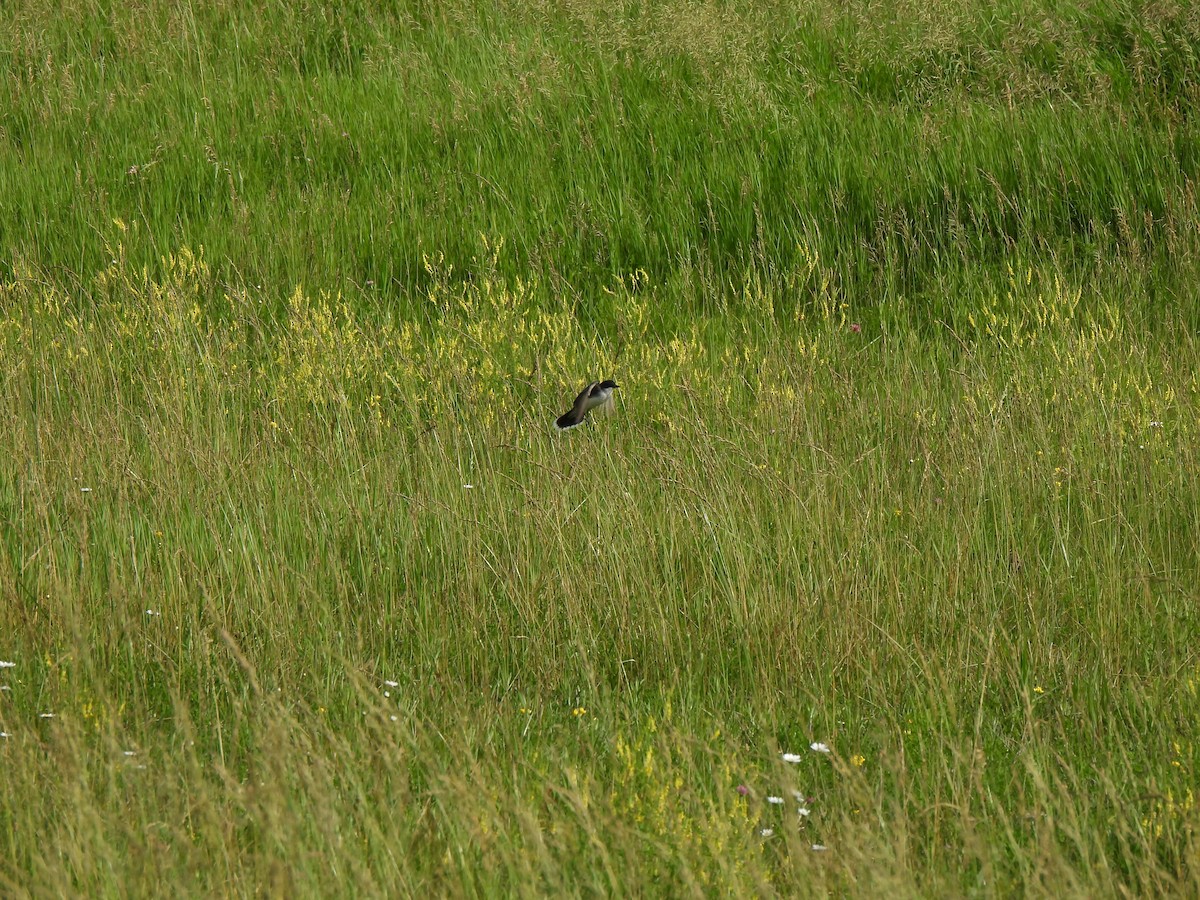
3,0,1199,319
2,0,1200,896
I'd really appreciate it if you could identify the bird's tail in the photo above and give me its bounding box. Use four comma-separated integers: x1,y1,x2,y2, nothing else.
555,412,583,430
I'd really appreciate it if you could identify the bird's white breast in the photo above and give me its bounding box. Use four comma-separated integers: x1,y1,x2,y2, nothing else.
584,387,613,412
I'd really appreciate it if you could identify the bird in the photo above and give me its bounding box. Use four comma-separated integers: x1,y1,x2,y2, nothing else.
555,379,619,430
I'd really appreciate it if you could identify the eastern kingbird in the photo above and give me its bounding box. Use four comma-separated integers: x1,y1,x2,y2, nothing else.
555,379,619,430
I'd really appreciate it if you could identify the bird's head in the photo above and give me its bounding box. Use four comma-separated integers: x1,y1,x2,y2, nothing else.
599,379,619,390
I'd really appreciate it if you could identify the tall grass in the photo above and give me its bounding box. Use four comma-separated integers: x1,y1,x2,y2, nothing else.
1,246,1198,894
2,0,1200,895
2,0,1199,320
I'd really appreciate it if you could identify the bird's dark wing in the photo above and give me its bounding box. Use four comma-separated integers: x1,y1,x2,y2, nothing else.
555,381,599,430
573,381,599,410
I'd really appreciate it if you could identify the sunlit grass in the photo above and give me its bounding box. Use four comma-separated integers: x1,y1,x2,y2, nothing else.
1,245,1198,894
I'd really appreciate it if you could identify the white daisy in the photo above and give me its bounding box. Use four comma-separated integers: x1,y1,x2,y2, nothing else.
782,752,802,763
810,742,831,754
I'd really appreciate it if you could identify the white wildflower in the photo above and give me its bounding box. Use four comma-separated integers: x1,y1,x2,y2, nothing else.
810,742,831,753
766,796,784,805
782,752,802,763
811,844,828,852
759,828,774,837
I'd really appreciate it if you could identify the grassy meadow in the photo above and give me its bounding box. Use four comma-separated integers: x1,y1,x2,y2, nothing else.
3,0,1200,895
